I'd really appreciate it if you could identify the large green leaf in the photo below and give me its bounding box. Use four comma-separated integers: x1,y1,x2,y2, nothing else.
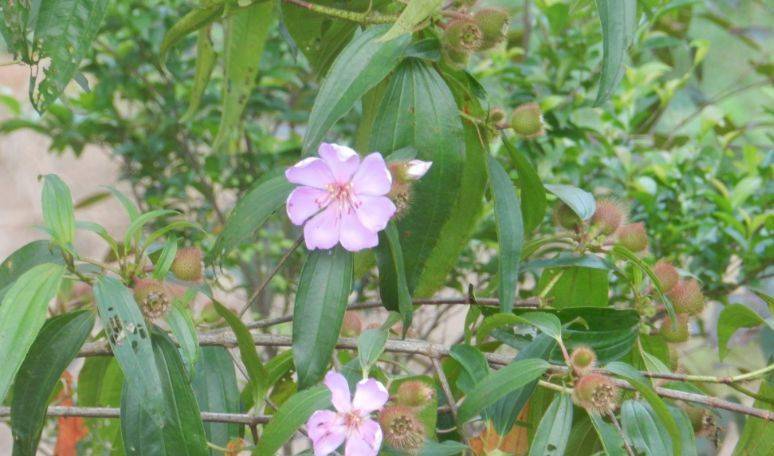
588,412,627,456
78,357,124,453
255,386,331,456
458,358,549,423
621,400,672,456
212,1,276,153
487,156,524,313
303,25,411,155
449,344,490,393
545,184,596,221
375,222,413,329
380,0,443,42
0,263,65,402
159,4,222,62
539,266,609,308
733,379,774,455
528,393,573,456
717,303,767,360
293,247,354,388
500,136,547,235
11,310,94,455
41,175,76,247
192,347,241,455
594,0,637,105
0,240,63,301
553,307,639,363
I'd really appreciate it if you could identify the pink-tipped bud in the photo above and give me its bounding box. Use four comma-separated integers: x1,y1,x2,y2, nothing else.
379,405,426,452
570,346,597,372
509,103,544,138
667,279,704,315
660,314,689,343
133,278,171,320
653,260,679,293
396,380,435,408
617,222,648,252
572,373,619,413
591,199,626,235
340,311,363,337
171,247,203,281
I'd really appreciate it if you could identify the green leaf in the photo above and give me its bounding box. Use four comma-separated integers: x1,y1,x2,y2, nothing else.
293,247,353,389
303,25,411,154
0,240,63,301
594,0,637,105
545,184,596,221
550,307,639,363
606,361,681,455
487,156,524,313
213,301,267,403
501,136,547,234
255,386,331,456
159,4,222,62
209,174,294,261
0,263,65,402
449,344,490,393
528,393,573,456
539,266,609,308
11,310,94,455
212,1,276,154
621,400,673,456
717,303,766,360
104,185,140,221
123,209,178,251
477,312,562,342
153,236,178,280
358,328,389,374
669,405,698,456
379,0,443,42
588,412,627,456
31,0,110,111
733,380,774,455
182,27,217,121
192,347,241,454
458,358,549,423
41,175,76,247
165,299,199,375
419,440,469,455
121,332,208,455
78,357,124,453
375,222,413,330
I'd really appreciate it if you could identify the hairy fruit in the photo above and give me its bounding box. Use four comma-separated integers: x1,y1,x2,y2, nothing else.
570,346,597,372
474,8,510,49
573,373,619,413
591,199,626,235
653,260,680,292
443,19,483,52
379,405,426,452
171,247,203,281
396,380,435,408
509,102,544,138
133,278,171,319
617,222,648,252
668,279,704,315
660,314,689,343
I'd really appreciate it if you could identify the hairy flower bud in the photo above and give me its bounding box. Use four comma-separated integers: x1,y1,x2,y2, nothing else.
617,222,648,252
667,279,704,315
396,380,435,408
474,8,510,49
653,260,679,293
444,19,483,52
388,160,432,216
660,314,689,343
570,346,597,372
572,373,619,413
133,278,171,319
591,199,626,235
509,102,544,138
171,247,203,281
553,203,579,230
340,311,363,337
379,405,426,453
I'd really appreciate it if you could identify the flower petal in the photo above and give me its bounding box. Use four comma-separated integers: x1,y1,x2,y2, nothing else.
286,157,335,188
287,186,329,225
351,153,392,196
352,378,389,414
304,205,341,251
339,210,379,252
318,143,360,183
406,159,433,179
344,418,382,456
307,410,346,456
355,195,396,232
324,370,352,413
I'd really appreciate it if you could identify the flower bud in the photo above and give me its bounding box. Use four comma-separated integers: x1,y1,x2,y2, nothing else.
660,314,689,343
553,203,579,230
617,222,648,252
667,279,704,315
396,380,435,408
171,247,203,281
388,160,432,216
489,107,506,126
474,8,510,49
572,373,619,413
406,160,432,180
591,199,626,235
443,19,483,52
133,278,171,319
653,260,679,292
379,405,426,453
570,345,597,372
509,102,544,138
340,311,363,337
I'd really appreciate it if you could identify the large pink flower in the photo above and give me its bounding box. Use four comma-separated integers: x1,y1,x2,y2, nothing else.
286,143,397,252
307,370,389,456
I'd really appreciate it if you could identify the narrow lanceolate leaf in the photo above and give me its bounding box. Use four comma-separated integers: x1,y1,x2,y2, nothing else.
376,222,413,330
31,0,110,111
213,302,267,403
588,412,627,456
733,380,774,455
303,25,411,155
121,332,208,456
293,247,353,389
255,386,331,456
11,310,94,455
594,0,637,105
717,303,766,360
622,400,672,456
159,4,222,62
545,184,596,221
0,240,63,301
500,136,546,234
182,27,217,121
165,299,199,375
92,276,165,421
379,0,443,42
487,156,524,313
42,175,76,247
78,357,124,453
0,263,65,402
212,1,275,154
192,347,241,454
209,174,294,261
458,358,549,423
528,394,573,456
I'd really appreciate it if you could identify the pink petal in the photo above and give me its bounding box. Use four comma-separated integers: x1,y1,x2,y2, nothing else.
324,370,352,413
286,157,335,189
351,153,392,196
338,210,379,252
352,378,389,414
355,195,396,232
307,410,346,456
304,205,341,251
406,159,433,179
344,418,382,456
318,143,360,183
287,186,329,226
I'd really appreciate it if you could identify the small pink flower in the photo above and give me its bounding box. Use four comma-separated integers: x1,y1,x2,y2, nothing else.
307,370,388,456
286,143,397,252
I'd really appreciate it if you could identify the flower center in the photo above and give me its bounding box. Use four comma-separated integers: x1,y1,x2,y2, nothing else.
343,411,363,431
323,182,360,215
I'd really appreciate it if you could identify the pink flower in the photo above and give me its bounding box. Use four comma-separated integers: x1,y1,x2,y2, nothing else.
286,143,397,252
307,370,389,456
406,159,433,179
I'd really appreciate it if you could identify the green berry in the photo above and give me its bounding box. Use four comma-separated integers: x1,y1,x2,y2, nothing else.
509,102,544,138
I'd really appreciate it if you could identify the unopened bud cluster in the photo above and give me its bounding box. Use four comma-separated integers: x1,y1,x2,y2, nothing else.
441,7,509,69
133,246,204,321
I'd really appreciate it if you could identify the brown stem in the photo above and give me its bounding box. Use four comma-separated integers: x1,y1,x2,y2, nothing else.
0,406,269,425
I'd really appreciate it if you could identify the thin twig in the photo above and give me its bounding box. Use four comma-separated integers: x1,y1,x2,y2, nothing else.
238,236,303,317
0,406,269,425
608,411,636,456
431,356,467,442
